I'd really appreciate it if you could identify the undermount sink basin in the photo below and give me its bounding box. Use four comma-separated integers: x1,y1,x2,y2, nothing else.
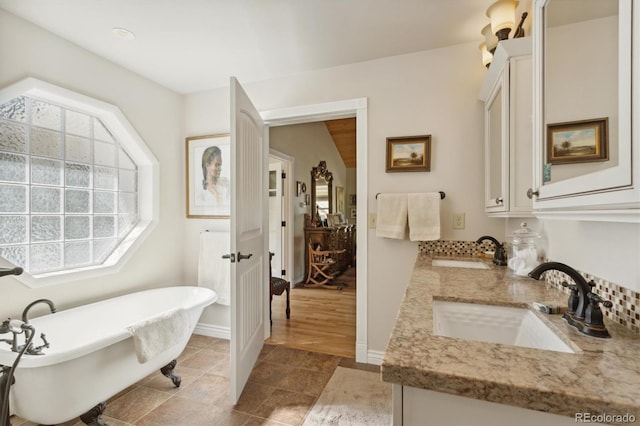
432,301,575,353
432,259,490,269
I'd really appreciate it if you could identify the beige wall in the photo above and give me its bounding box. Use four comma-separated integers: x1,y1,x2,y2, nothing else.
0,10,185,318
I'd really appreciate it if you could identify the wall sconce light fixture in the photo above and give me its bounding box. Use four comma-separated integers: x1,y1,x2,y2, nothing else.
480,0,528,67
479,42,493,68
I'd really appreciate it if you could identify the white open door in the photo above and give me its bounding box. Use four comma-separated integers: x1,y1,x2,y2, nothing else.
229,77,267,403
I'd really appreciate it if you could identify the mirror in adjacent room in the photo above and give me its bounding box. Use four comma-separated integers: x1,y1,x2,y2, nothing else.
535,0,632,202
310,160,333,224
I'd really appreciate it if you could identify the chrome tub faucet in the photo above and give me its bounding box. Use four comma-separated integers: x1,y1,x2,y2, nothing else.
529,262,612,338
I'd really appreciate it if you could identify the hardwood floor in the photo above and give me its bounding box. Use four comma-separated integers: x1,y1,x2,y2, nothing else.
266,267,356,358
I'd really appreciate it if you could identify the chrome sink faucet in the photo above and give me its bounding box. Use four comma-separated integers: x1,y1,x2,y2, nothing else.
476,236,507,266
528,262,612,338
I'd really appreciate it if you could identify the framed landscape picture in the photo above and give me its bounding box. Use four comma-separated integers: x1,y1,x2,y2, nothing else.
386,135,431,172
546,118,608,165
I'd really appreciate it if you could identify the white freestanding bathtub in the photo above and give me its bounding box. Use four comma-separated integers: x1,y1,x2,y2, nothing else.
0,286,217,425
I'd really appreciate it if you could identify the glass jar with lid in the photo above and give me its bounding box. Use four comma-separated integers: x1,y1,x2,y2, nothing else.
507,223,544,276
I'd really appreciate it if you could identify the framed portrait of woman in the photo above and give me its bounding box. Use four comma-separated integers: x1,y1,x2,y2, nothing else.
186,133,231,218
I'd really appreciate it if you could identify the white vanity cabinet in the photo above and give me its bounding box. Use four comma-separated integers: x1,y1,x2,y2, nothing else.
531,0,639,222
393,385,605,426
479,37,533,217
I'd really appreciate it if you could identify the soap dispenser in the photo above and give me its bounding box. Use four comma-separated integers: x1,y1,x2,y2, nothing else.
507,223,543,276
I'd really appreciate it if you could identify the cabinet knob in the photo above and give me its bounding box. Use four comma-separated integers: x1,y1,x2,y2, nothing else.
527,188,539,199
495,197,503,205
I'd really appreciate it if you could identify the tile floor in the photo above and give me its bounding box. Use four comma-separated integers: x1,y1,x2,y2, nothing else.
11,335,379,426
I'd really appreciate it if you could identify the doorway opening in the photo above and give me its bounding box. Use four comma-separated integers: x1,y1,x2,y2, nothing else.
261,98,368,363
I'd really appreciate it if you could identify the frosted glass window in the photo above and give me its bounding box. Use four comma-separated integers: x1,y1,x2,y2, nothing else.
93,118,114,142
65,135,91,163
0,216,28,245
65,162,92,188
65,110,90,137
94,140,116,167
31,157,63,186
0,184,27,213
118,193,137,215
0,120,27,153
32,187,62,213
31,100,61,130
94,215,115,238
0,96,26,123
0,245,26,268
0,92,141,276
94,166,117,190
94,191,116,213
119,215,136,238
32,216,62,242
119,148,135,170
30,243,63,273
119,169,137,192
65,241,91,267
31,128,63,158
65,216,91,240
0,153,28,183
93,238,117,263
65,189,91,213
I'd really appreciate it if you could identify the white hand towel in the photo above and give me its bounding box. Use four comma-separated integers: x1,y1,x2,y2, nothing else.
407,192,441,241
375,193,408,239
198,231,230,305
127,308,189,364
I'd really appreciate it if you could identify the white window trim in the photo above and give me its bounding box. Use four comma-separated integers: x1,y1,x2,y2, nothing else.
0,77,159,287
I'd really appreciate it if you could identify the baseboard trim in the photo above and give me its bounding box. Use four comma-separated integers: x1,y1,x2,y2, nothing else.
367,350,385,366
194,323,230,340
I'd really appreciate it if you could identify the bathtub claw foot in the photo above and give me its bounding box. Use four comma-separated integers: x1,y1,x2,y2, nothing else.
79,401,107,426
160,359,181,387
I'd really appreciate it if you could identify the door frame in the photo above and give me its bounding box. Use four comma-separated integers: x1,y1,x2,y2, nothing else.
268,149,294,291
261,97,369,362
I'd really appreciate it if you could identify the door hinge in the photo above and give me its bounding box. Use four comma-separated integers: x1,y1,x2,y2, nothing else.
281,269,286,276
281,221,286,227
281,171,286,179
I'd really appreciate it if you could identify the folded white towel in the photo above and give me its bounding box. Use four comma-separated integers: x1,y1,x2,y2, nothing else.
198,231,230,305
375,193,408,239
407,192,441,241
127,308,190,364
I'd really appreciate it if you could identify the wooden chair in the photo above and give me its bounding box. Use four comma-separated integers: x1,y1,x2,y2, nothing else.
269,252,290,326
305,240,345,289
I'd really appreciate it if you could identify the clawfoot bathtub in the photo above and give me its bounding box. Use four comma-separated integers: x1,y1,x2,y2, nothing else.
0,286,217,425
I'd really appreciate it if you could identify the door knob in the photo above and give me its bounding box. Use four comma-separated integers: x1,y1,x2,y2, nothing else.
222,253,236,263
527,188,539,199
237,252,253,262
495,197,503,205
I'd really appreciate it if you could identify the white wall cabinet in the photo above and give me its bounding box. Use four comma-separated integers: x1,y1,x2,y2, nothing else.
479,37,533,217
531,0,639,222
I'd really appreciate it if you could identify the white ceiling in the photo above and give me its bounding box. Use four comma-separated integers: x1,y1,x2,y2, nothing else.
1,0,510,94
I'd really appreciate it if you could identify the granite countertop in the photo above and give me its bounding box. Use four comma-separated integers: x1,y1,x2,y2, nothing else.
381,254,640,421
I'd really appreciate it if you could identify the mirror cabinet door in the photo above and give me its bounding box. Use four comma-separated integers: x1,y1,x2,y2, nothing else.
533,0,638,213
485,75,507,212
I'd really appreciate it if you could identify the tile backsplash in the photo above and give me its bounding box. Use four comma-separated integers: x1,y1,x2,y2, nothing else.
419,240,640,335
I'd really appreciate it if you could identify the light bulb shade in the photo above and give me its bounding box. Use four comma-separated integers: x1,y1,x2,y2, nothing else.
481,24,498,53
479,42,492,68
486,0,518,37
